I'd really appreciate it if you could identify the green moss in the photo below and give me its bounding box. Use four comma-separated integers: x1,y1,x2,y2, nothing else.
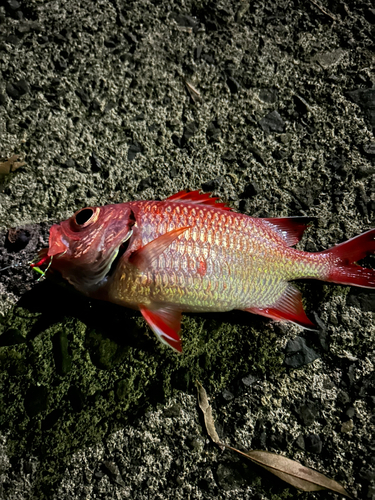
0,300,286,496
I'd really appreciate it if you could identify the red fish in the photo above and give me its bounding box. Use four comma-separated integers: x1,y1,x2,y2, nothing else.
31,191,375,353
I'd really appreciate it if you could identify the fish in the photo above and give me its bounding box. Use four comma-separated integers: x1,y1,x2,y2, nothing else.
31,190,375,353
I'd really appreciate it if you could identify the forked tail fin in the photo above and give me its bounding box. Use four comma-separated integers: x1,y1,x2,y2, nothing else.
322,228,375,288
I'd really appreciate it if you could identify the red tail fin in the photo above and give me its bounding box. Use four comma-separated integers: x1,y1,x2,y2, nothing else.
323,229,375,288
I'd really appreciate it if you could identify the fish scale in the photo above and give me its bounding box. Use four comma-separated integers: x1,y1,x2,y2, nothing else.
108,200,328,313
31,190,375,352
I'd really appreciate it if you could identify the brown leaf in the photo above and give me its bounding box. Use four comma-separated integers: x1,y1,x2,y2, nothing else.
223,446,353,498
185,80,202,103
0,154,26,174
196,381,224,449
196,381,353,498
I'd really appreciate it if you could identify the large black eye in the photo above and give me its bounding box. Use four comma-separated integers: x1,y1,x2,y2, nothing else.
75,208,94,225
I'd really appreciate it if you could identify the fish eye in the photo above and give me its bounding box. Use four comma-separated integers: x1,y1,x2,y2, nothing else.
73,207,100,229
75,208,94,225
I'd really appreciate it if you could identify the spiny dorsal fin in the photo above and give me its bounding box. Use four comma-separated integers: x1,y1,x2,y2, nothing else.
263,217,316,247
166,190,232,211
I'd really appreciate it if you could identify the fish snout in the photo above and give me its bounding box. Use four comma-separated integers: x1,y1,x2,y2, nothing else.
48,225,68,257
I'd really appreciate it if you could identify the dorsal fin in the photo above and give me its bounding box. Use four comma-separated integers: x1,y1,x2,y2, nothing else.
263,217,316,246
165,190,232,211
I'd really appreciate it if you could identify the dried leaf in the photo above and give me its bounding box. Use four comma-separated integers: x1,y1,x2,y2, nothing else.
0,154,26,174
196,381,224,449
196,381,353,498
185,80,202,103
224,446,353,498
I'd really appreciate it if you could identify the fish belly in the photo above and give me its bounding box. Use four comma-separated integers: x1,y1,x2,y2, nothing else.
108,203,329,312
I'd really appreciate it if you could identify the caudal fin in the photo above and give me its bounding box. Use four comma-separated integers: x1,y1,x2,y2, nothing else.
323,229,375,288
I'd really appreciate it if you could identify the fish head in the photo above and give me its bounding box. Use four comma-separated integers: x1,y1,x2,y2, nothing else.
32,204,135,294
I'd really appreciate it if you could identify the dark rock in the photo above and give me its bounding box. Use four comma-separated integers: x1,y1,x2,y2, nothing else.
90,152,102,172
304,433,322,454
241,374,257,386
363,143,375,156
284,337,320,368
315,49,346,69
201,176,223,191
171,13,200,32
365,8,375,23
104,100,116,113
114,379,129,402
359,468,375,482
5,0,20,10
63,157,76,169
241,182,262,198
227,76,240,93
24,385,48,417
298,402,319,426
6,79,30,99
172,134,182,148
37,35,49,44
163,404,181,418
202,53,215,64
216,463,245,490
128,142,142,161
296,434,305,450
181,121,198,145
5,228,31,251
68,386,85,412
0,93,6,105
91,98,101,111
54,33,68,44
344,406,356,419
206,121,221,142
52,331,72,376
102,461,125,486
0,328,26,347
169,166,178,178
222,388,234,401
293,93,311,114
259,88,278,103
259,110,285,133
123,30,137,44
347,292,375,313
138,176,152,191
356,165,375,178
269,432,286,449
194,45,202,60
221,151,236,162
75,88,90,106
346,88,375,132
42,409,60,431
6,34,21,46
54,58,68,71
205,19,218,31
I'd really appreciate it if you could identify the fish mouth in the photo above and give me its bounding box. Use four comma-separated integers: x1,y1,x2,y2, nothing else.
105,230,133,278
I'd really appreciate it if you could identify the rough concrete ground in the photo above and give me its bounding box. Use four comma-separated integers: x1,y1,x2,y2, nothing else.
0,0,374,498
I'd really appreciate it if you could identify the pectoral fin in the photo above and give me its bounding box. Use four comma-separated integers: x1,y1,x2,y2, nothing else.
140,305,183,353
130,226,190,272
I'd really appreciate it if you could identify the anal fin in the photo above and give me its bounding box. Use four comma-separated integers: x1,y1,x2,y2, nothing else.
245,284,317,330
140,305,183,352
